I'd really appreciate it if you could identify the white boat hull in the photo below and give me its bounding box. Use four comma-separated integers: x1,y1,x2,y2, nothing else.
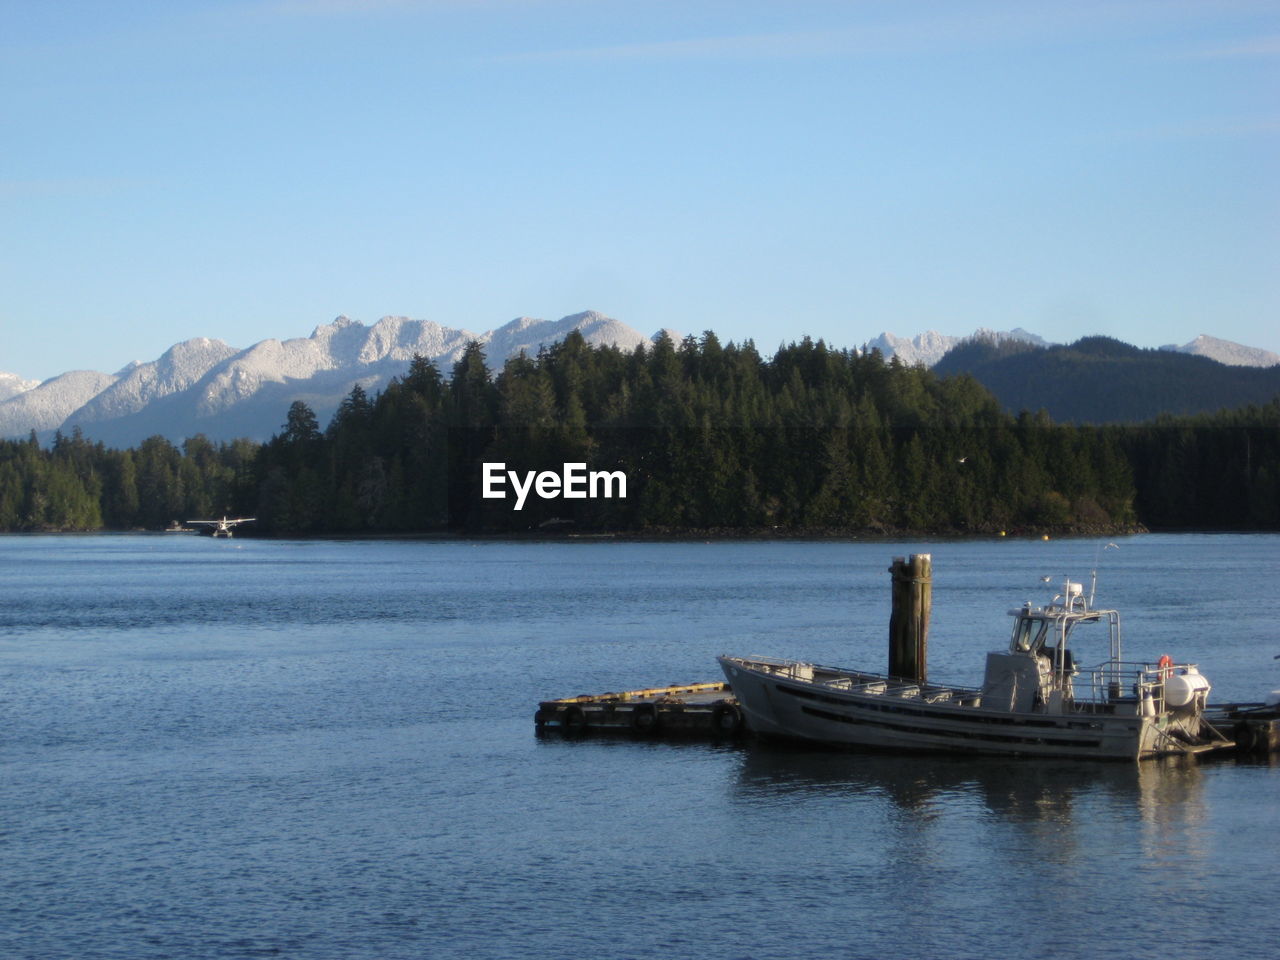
719,657,1168,761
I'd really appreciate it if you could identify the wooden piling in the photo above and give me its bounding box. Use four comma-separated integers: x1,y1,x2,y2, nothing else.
889,553,932,686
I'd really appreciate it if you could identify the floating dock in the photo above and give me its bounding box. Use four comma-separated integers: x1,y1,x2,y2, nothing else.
1209,703,1280,755
535,681,746,738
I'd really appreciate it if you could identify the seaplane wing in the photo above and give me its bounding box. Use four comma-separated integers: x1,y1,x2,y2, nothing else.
186,516,257,537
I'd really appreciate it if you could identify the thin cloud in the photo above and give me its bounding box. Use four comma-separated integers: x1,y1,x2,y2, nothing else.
496,3,1274,65
1122,116,1280,141
499,28,886,64
264,0,521,13
0,177,141,200
496,13,1053,65
1186,34,1280,58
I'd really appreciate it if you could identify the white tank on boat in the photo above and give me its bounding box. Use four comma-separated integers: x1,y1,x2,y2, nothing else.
1165,668,1210,708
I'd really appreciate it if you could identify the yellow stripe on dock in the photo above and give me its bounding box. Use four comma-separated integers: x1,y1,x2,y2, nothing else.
547,681,732,705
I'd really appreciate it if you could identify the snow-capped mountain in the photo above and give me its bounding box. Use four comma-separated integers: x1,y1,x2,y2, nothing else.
0,311,660,447
0,372,40,403
67,338,241,425
486,311,652,361
183,311,649,421
1160,334,1280,368
0,370,121,438
866,328,1048,367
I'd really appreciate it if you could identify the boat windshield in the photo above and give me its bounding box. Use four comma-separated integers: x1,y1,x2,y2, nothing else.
1009,608,1099,656
1011,615,1047,652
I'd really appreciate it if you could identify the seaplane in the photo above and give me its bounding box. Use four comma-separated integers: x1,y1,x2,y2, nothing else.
187,516,256,538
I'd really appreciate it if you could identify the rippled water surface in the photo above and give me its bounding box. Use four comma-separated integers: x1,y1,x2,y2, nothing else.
2,533,1278,959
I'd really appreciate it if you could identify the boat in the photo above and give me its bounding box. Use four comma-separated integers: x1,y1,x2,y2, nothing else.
719,576,1232,761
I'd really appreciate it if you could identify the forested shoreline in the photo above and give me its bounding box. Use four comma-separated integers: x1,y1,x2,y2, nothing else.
2,332,1277,534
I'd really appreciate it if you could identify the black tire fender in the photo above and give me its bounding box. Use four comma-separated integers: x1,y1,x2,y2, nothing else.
561,705,587,733
1233,721,1257,753
630,703,660,734
711,702,744,736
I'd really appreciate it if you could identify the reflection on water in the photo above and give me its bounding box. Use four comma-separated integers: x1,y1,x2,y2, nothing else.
732,742,1147,813
732,744,1211,820
1137,759,1210,864
547,729,1223,875
733,744,1221,864
723,741,1241,960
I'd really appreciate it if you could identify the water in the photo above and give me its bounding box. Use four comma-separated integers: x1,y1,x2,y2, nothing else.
2,533,1277,960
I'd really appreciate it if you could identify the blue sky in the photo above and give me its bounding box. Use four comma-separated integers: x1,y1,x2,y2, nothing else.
2,0,1276,380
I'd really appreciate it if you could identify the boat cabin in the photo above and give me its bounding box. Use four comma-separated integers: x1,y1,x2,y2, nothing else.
982,580,1119,714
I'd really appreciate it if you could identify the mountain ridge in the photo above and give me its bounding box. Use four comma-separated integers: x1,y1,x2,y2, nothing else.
0,372,41,403
933,335,1280,423
3,318,1275,444
1160,333,1280,368
0,370,123,437
864,327,1048,367
0,311,661,446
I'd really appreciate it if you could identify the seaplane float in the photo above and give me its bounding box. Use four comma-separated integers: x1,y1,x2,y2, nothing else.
719,575,1232,761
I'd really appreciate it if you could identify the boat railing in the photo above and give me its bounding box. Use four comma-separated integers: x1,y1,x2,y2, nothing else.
1077,659,1200,713
728,655,978,701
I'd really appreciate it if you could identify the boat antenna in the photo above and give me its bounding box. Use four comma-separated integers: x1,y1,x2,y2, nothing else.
1089,542,1119,606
